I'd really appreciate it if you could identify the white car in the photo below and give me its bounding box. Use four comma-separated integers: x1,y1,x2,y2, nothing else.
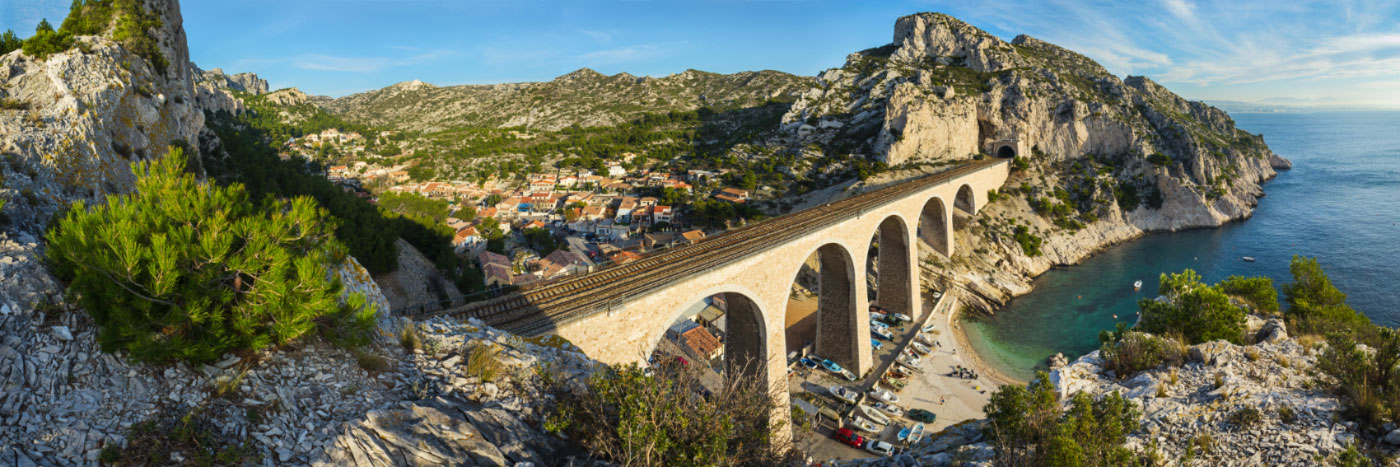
865,439,895,456
829,386,860,404
867,388,900,405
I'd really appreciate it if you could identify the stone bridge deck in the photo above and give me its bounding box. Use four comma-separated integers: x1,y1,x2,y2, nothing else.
416,158,1009,336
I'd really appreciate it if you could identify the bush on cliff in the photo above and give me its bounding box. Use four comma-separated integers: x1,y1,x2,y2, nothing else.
1137,269,1246,344
46,149,377,364
1098,324,1186,378
1216,275,1280,314
541,360,793,466
1317,328,1400,430
985,371,1142,465
1283,255,1372,338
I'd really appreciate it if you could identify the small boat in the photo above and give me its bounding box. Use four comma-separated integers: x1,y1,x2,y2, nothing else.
893,313,913,323
897,353,921,368
910,423,926,443
911,342,932,355
896,360,921,373
916,334,935,346
853,417,881,433
896,425,911,442
871,338,884,350
821,359,844,374
872,327,893,340
882,376,907,390
859,405,892,425
886,369,909,381
1133,280,1142,291
799,358,818,370
840,369,859,381
873,402,904,417
1242,256,1256,262
868,388,901,405
829,386,859,403
920,324,937,333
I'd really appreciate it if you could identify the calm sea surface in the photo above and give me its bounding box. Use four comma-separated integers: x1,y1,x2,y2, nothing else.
965,111,1400,381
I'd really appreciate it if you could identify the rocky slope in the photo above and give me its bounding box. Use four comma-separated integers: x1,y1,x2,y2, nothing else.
318,67,813,132
780,13,1292,312
0,2,601,465
841,318,1400,466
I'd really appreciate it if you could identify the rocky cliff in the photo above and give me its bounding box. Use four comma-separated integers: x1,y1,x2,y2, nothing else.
784,13,1292,312
840,319,1400,466
0,0,205,234
0,2,600,465
318,67,813,132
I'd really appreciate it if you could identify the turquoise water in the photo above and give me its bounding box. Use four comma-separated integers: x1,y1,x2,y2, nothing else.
966,111,1400,382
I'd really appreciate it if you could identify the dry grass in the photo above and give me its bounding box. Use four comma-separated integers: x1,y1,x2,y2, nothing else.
465,342,504,382
353,349,390,373
212,368,247,399
1245,347,1260,361
399,325,422,352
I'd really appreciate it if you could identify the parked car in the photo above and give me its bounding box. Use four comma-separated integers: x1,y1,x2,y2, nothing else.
833,428,864,448
865,439,896,456
909,409,937,423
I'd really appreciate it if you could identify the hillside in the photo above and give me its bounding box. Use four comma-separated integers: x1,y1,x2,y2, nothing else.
318,68,813,132
777,13,1293,313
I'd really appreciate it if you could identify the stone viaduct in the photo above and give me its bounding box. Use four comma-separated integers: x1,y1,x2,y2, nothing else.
425,158,1011,444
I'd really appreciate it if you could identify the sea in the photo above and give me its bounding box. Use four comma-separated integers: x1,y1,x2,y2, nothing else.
964,111,1400,382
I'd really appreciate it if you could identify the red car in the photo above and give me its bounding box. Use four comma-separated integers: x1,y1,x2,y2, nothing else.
833,428,864,448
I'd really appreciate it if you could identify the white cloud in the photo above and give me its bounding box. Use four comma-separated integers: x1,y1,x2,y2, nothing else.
580,45,664,65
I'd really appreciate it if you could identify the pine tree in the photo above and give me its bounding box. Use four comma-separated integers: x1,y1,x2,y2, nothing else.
47,148,377,364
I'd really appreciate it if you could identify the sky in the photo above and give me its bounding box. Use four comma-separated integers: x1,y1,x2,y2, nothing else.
3,0,1399,107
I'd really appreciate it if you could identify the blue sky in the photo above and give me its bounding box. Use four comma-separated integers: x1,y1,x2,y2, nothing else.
5,1,1399,107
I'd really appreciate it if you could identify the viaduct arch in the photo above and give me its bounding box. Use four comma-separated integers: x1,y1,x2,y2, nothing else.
426,159,1011,446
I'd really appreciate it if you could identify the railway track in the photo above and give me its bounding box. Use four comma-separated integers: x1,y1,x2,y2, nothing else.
418,158,1008,336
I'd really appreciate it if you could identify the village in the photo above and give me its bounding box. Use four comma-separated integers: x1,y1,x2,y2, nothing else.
289,128,757,292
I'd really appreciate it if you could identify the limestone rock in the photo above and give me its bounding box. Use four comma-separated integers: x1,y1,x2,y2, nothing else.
1384,428,1400,445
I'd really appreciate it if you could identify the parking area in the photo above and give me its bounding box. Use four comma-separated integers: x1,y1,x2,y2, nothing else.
789,293,949,460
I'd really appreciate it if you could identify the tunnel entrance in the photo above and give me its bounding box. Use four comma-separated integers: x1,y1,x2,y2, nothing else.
996,145,1016,158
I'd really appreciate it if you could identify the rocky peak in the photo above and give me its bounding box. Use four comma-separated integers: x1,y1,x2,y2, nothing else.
554,67,606,82
386,78,433,92
890,12,1024,72
264,87,310,106
194,64,268,95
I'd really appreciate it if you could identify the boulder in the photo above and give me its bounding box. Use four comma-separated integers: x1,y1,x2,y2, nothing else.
1384,428,1400,446
1255,319,1288,344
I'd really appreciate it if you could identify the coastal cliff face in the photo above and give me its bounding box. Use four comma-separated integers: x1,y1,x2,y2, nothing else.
842,319,1400,466
785,13,1292,312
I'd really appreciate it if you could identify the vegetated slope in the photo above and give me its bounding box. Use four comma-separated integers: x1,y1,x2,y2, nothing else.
317,68,813,132
781,12,1293,311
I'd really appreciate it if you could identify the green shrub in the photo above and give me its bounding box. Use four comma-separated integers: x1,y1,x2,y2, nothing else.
542,363,792,465
1137,269,1246,344
1227,407,1262,430
1283,255,1372,337
984,371,1141,465
0,30,22,55
1012,156,1030,171
353,349,390,373
1217,275,1280,314
21,28,74,59
1147,152,1172,166
1013,225,1043,257
46,148,377,364
1098,324,1185,378
1278,405,1298,423
1316,329,1400,430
